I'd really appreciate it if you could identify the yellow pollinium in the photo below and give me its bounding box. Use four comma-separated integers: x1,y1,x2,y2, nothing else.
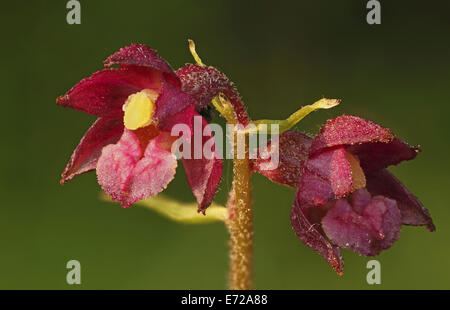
123,89,158,130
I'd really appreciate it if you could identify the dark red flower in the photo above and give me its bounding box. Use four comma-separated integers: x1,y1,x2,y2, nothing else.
58,44,243,212
253,115,434,275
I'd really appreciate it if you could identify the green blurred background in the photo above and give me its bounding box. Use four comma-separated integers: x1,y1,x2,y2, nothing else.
1,0,449,289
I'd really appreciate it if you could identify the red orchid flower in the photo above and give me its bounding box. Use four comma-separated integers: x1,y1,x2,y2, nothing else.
57,44,245,212
253,115,435,275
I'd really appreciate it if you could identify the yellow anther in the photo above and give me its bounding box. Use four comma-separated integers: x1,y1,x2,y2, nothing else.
123,89,158,130
345,152,366,190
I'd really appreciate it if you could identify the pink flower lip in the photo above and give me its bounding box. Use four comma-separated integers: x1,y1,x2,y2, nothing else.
58,44,232,213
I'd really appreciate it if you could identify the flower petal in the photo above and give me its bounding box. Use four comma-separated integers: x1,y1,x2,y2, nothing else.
297,147,353,206
96,130,177,207
290,197,344,275
322,190,402,256
347,138,420,173
158,104,223,212
366,169,435,231
154,79,196,127
182,156,222,214
61,117,124,184
176,65,249,125
309,115,394,156
179,111,223,213
57,67,163,118
251,131,312,187
103,43,179,83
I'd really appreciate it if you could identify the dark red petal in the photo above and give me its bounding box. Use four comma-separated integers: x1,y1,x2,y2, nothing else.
103,44,179,83
351,187,372,214
290,198,344,275
251,131,312,187
309,115,394,156
60,118,124,184
297,171,335,207
96,130,178,208
179,112,223,213
347,138,420,173
297,147,353,206
154,78,196,127
159,104,195,133
322,190,402,256
366,169,435,231
182,156,222,214
57,67,162,118
176,65,249,125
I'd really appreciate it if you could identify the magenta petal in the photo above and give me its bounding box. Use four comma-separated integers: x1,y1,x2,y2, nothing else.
180,114,223,213
96,130,141,206
57,67,162,118
347,138,420,172
61,117,124,184
130,135,178,204
251,131,312,187
297,170,335,207
159,104,196,133
96,130,177,207
154,79,196,126
366,169,435,231
305,147,353,198
297,147,353,206
182,157,222,214
103,44,179,82
291,198,344,275
322,190,402,256
309,115,394,156
157,104,223,211
351,187,372,214
176,65,249,125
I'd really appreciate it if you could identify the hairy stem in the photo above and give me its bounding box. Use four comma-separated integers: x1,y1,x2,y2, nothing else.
227,123,253,290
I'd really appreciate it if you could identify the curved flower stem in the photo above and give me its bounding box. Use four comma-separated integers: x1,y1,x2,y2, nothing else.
189,40,253,289
188,39,250,125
